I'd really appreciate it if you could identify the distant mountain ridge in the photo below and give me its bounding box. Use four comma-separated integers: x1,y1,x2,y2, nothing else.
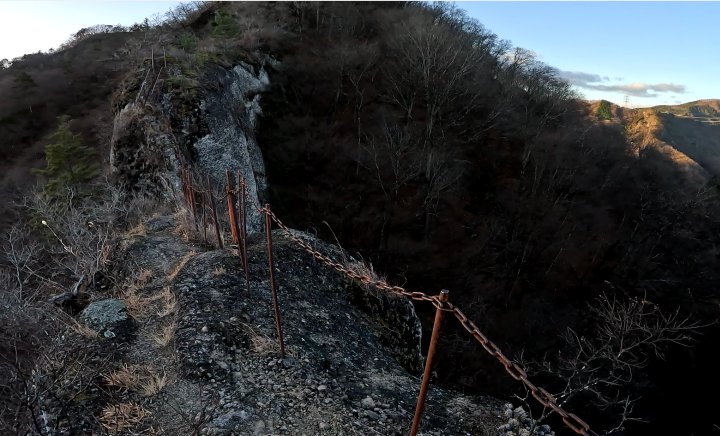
652,99,720,120
587,99,720,184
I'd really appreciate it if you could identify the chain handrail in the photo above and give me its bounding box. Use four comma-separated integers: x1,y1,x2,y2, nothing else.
179,168,598,436
262,205,597,436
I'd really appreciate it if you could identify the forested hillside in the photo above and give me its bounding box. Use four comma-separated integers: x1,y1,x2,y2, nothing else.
254,3,720,435
2,2,719,435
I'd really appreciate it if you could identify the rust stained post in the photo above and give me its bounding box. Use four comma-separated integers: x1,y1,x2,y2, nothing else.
181,169,187,207
183,169,190,208
208,175,223,249
238,172,250,293
188,172,198,231
200,183,207,244
265,204,285,357
226,171,239,245
409,289,449,436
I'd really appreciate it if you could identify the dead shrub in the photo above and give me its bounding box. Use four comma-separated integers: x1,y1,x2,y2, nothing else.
151,319,178,348
167,251,196,281
241,323,280,355
100,402,150,434
103,364,170,397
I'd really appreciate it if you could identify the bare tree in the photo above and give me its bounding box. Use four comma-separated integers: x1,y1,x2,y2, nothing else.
363,121,422,202
385,5,498,146
422,150,463,236
516,293,704,434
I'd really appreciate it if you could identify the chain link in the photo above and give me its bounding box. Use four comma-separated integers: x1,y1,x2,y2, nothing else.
181,171,597,436
263,206,597,436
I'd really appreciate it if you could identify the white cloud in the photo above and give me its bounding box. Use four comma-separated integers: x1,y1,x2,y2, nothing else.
559,70,686,98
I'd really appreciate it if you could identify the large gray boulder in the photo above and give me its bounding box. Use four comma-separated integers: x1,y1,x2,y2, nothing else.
79,299,135,339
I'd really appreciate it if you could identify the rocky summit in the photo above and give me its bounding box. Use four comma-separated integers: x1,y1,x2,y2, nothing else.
39,215,547,435
8,3,718,435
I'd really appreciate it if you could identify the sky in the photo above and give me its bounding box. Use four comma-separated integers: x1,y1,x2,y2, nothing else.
1,1,718,108
0,1,181,59
461,1,720,107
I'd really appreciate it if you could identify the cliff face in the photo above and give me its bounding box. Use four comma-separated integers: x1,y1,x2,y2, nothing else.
193,62,270,232
109,59,270,232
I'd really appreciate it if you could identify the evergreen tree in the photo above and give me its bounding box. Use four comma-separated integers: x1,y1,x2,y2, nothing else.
212,10,238,38
35,115,99,198
596,99,613,120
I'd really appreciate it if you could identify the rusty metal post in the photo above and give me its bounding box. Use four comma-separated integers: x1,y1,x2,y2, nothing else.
409,289,450,436
226,171,239,245
208,176,223,249
238,173,250,293
265,204,285,357
188,172,198,231
237,172,247,249
183,169,188,204
200,184,207,244
181,169,187,207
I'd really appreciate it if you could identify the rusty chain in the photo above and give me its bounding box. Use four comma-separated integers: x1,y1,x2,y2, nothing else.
262,205,597,436
181,171,597,436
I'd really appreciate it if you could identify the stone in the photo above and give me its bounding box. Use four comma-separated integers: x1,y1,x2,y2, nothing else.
361,396,375,409
364,410,381,420
79,299,134,339
211,411,250,429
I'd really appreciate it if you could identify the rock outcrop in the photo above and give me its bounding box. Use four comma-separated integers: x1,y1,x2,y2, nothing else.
94,52,552,436
79,299,135,339
109,59,270,233
38,215,551,435
194,62,269,233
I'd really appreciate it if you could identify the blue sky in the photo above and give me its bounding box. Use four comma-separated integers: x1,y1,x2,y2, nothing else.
0,1,180,59
1,1,717,108
461,1,720,107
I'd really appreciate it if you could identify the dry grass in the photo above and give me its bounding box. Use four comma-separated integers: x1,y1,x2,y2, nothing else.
122,286,152,320
100,402,150,434
120,269,163,319
100,242,112,268
346,257,388,291
141,370,169,397
212,265,226,276
168,251,196,281
67,318,99,339
103,364,171,397
241,323,280,355
127,222,147,237
172,209,197,241
103,363,142,391
136,269,153,285
151,319,178,348
154,286,177,318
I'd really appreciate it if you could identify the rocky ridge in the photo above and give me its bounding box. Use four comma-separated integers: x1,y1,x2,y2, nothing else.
39,214,553,435
86,50,554,435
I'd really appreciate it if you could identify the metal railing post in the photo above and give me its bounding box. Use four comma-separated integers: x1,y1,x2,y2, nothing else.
207,176,223,249
226,171,239,245
188,172,198,231
409,289,449,436
264,204,285,357
238,172,250,293
200,184,207,244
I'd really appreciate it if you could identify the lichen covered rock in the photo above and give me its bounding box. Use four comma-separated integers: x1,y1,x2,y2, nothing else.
79,298,134,339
